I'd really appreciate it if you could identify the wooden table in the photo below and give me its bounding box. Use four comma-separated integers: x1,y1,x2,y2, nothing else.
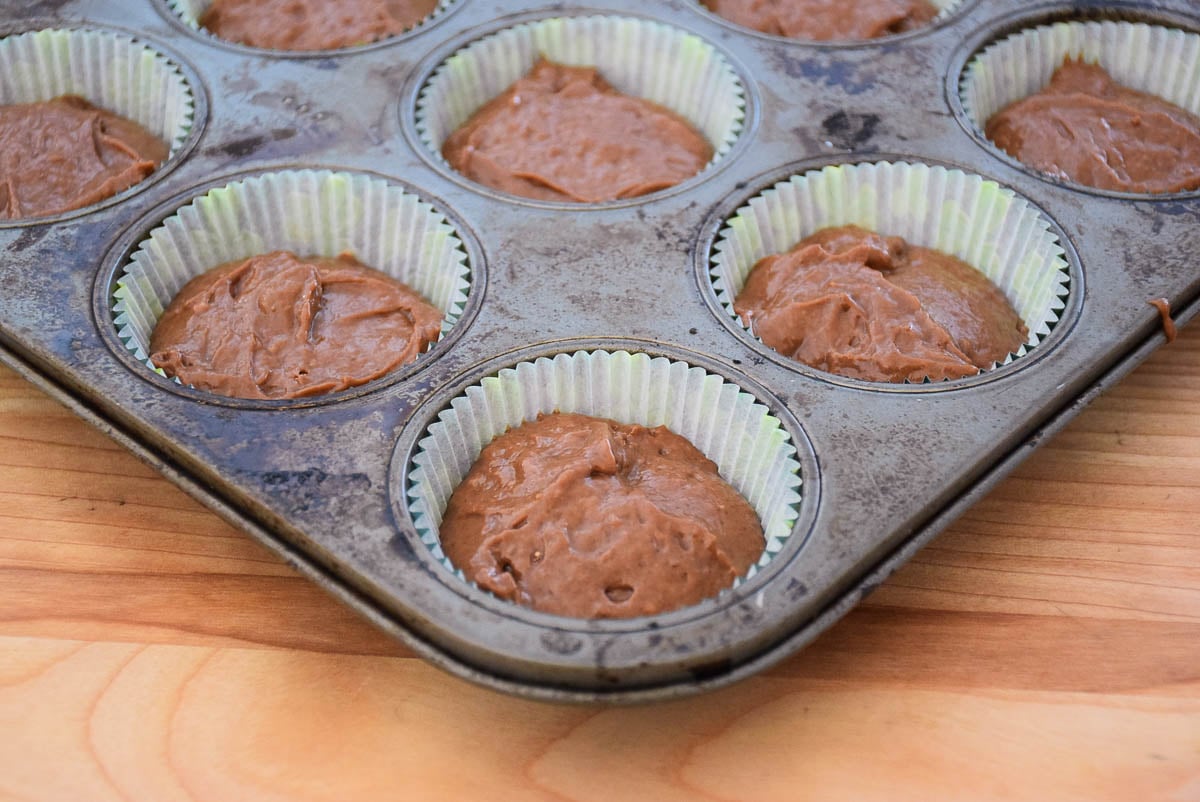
1,324,1198,802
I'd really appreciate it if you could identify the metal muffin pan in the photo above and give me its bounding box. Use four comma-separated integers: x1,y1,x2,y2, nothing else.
1,0,1197,702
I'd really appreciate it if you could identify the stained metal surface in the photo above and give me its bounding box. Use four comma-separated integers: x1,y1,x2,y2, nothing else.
1,0,1197,702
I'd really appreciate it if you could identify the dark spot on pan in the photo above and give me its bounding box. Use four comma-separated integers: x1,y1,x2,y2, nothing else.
210,127,297,159
7,226,51,253
10,0,73,13
262,467,329,487
541,631,584,655
735,603,764,626
770,52,874,95
1155,202,1200,216
254,468,371,513
821,111,881,149
214,134,266,158
388,532,418,561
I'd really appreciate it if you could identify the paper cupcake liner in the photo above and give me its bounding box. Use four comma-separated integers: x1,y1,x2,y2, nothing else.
415,15,745,190
166,0,451,50
0,27,194,163
112,169,471,379
961,20,1200,154
710,161,1070,379
699,0,967,40
406,349,804,599
167,0,454,50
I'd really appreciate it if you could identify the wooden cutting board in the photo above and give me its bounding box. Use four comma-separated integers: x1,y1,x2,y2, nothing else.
1,325,1198,802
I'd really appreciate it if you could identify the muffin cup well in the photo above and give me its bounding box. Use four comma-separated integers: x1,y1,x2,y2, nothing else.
167,0,453,51
709,161,1070,382
112,169,471,382
0,27,195,210
960,19,1200,191
414,14,746,199
406,349,804,605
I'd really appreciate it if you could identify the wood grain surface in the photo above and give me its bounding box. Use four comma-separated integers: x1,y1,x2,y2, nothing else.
1,325,1199,802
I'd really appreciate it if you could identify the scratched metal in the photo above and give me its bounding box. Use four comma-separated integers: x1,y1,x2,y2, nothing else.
0,0,1197,702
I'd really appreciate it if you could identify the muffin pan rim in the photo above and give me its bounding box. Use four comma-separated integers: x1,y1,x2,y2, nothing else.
0,20,209,230
92,163,488,410
400,7,760,211
946,2,1200,202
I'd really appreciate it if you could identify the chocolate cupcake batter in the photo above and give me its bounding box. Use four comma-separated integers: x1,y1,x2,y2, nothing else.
439,413,765,619
150,250,443,400
199,0,439,51
441,58,713,203
701,0,939,40
0,95,167,220
733,225,1028,383
985,60,1200,194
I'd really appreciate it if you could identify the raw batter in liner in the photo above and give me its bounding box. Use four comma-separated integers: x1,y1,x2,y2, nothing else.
439,413,765,619
150,250,443,400
442,58,713,203
734,225,1028,383
200,0,439,51
985,59,1200,194
701,0,940,40
0,95,167,220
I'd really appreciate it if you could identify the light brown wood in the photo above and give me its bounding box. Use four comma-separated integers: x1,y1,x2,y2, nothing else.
2,326,1198,802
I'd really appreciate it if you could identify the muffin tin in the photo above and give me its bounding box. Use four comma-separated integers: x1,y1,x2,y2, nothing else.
1,0,1197,702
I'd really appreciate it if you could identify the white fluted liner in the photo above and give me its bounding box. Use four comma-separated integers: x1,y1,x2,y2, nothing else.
711,162,1070,379
962,21,1200,139
407,350,803,594
0,27,194,158
416,15,745,183
112,170,471,375
168,0,453,49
